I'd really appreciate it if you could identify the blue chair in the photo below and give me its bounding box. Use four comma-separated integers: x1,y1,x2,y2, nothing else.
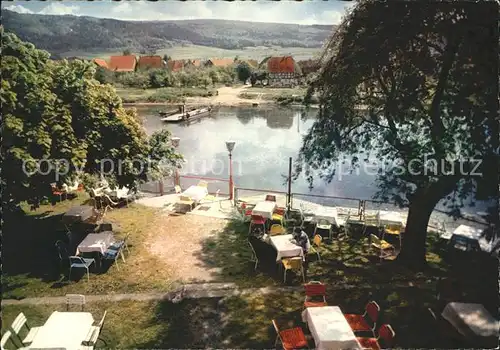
69,256,95,282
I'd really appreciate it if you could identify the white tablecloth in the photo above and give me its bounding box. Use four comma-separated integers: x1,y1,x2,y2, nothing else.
442,302,500,339
314,206,339,227
105,187,130,199
77,232,115,255
269,234,304,262
451,225,492,252
29,311,94,349
378,211,405,226
302,306,362,350
182,185,208,201
252,201,277,219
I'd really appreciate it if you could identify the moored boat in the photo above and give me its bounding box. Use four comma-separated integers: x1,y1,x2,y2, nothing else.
160,104,212,123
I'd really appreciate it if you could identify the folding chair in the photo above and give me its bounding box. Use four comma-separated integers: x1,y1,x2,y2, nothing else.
249,215,266,235
9,312,41,346
370,234,396,260
247,240,259,270
356,324,395,350
304,281,327,308
82,311,108,349
344,301,380,335
272,319,308,350
282,257,305,283
69,256,95,282
309,234,322,261
269,224,285,236
66,294,86,311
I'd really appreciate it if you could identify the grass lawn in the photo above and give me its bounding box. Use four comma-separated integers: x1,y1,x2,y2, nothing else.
238,87,308,100
115,86,217,103
3,193,175,299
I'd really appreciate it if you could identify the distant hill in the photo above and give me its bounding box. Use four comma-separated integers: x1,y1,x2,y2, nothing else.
3,10,336,56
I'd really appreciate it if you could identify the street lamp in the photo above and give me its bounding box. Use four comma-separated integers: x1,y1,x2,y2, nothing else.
225,141,236,200
172,137,181,188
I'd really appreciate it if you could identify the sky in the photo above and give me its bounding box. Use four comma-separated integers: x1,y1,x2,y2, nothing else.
2,0,355,25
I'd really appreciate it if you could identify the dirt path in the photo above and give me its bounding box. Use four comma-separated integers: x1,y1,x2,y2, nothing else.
146,214,228,283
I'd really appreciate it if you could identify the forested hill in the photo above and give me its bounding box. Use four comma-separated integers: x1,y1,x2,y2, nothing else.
3,9,335,54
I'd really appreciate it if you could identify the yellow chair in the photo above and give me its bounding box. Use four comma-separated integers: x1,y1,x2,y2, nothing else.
269,224,285,236
309,234,322,262
384,224,402,247
178,195,195,210
370,234,396,259
282,257,305,283
198,180,208,188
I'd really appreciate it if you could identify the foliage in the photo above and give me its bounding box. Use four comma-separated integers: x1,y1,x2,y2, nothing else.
94,66,113,84
236,62,253,83
1,33,182,209
298,1,499,267
148,129,184,180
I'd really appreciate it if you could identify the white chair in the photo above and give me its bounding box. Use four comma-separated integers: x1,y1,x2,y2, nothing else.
247,240,259,270
82,311,107,349
314,219,332,240
66,294,86,311
174,185,182,194
69,256,95,282
9,313,41,346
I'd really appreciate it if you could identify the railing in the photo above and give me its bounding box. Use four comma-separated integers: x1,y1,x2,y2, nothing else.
138,174,229,196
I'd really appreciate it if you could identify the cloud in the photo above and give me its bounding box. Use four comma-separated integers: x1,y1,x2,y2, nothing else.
38,3,80,16
4,4,34,14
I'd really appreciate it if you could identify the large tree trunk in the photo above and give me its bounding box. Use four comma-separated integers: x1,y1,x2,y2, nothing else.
397,179,457,270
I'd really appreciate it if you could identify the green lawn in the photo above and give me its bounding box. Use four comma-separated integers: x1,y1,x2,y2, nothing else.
238,87,310,104
115,87,217,103
3,193,175,299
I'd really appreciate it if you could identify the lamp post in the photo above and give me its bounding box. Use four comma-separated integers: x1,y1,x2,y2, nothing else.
172,137,181,188
225,141,236,201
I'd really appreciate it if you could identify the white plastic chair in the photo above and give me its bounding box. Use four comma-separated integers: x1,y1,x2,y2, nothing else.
82,311,107,349
9,312,41,346
66,294,86,311
69,256,95,282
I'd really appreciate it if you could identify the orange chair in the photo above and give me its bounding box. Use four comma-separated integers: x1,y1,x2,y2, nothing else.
249,214,266,235
356,324,395,350
272,319,308,350
304,281,327,308
344,301,380,334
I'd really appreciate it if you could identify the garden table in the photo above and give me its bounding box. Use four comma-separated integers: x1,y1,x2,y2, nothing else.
182,185,208,201
105,187,130,199
268,234,304,262
62,206,95,225
29,311,94,350
252,201,277,219
313,206,339,227
442,302,499,347
302,306,362,350
450,225,492,252
76,231,115,255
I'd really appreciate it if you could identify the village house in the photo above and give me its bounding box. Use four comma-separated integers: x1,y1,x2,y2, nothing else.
265,56,299,87
93,58,109,69
137,55,165,70
204,58,235,68
167,60,185,72
108,55,137,72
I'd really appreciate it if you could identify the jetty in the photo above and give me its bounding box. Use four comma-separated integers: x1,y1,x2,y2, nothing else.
160,104,212,123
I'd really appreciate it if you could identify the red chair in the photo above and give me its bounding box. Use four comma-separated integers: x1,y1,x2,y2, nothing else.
344,301,380,334
304,281,327,308
356,324,395,350
249,214,266,235
274,207,285,216
265,194,277,202
272,319,308,350
51,183,67,202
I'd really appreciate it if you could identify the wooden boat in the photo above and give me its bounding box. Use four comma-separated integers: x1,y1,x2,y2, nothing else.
161,105,212,123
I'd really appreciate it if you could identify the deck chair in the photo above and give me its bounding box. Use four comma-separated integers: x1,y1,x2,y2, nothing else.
282,257,305,283
309,234,322,261
247,240,259,270
10,313,41,346
69,256,95,282
304,281,327,308
82,311,108,349
269,224,285,236
66,294,86,311
272,319,308,350
370,234,396,260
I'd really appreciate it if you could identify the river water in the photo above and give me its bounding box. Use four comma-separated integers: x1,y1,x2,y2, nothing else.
137,105,494,217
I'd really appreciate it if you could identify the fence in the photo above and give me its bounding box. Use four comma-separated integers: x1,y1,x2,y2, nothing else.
138,174,229,196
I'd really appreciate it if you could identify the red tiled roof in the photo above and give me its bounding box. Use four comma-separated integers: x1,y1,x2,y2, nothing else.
138,56,165,69
207,58,235,67
109,55,137,72
167,60,185,72
93,58,109,69
267,56,295,73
